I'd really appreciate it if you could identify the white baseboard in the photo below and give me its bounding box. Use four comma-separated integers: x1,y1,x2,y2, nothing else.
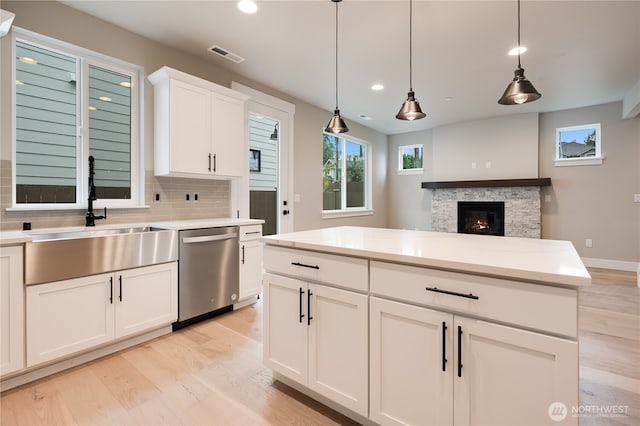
581,257,639,272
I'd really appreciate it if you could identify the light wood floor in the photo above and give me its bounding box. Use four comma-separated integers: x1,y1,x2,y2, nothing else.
1,268,638,425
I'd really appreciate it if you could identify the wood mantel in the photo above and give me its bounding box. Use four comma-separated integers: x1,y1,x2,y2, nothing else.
421,178,551,189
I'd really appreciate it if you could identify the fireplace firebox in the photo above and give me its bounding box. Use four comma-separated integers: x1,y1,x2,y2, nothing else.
457,202,505,236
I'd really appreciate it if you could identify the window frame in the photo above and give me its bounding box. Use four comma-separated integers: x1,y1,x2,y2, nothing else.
9,28,144,211
397,143,424,175
554,123,603,167
321,131,373,219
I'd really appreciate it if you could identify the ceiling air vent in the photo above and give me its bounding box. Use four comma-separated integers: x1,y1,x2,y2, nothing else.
207,45,245,63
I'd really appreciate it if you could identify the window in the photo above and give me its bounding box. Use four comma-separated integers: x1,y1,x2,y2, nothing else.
398,144,423,174
555,123,602,166
13,31,141,208
322,132,371,215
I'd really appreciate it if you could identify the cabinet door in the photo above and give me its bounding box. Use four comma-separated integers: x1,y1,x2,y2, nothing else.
1,246,24,376
453,317,578,426
169,80,212,174
263,273,308,384
211,93,245,177
26,273,115,367
308,284,369,416
239,240,262,300
115,262,178,338
370,297,454,425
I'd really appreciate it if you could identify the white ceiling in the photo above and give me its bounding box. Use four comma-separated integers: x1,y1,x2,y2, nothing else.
60,0,640,135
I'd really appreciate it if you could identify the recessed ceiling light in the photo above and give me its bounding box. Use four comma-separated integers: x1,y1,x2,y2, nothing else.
19,57,38,65
508,46,527,56
119,81,131,88
371,83,384,91
98,96,112,102
238,0,258,14
358,114,373,121
444,97,453,101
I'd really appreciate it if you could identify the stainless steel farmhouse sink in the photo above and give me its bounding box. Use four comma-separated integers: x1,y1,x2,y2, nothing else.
25,226,178,285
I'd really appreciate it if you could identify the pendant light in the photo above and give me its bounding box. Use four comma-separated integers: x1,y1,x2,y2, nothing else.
325,0,349,134
396,0,426,121
498,0,541,105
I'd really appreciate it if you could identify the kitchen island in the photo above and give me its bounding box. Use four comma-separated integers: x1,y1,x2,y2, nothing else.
261,226,590,426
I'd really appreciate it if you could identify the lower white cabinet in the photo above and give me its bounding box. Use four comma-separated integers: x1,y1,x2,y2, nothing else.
27,262,177,367
264,272,369,416
1,246,25,376
239,225,263,300
370,296,578,426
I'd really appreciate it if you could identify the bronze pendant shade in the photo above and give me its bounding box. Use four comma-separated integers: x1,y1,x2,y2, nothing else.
498,0,541,105
325,0,349,133
396,0,426,121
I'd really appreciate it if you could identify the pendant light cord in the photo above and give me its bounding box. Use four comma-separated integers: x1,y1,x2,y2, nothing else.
517,0,522,69
334,0,339,110
409,0,413,91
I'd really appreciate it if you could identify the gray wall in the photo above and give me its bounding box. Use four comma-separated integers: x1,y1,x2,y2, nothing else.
0,0,389,231
539,102,639,263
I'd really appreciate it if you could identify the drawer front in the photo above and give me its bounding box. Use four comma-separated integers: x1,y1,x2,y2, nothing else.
370,261,577,338
263,245,368,292
239,225,263,241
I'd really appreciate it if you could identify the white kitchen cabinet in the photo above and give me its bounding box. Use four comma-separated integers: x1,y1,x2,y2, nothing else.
148,66,248,179
27,262,177,367
370,297,453,426
239,225,263,300
370,261,579,426
263,271,369,416
0,246,25,376
115,262,178,339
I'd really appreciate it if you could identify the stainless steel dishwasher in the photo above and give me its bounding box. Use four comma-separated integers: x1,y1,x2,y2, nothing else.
176,226,239,327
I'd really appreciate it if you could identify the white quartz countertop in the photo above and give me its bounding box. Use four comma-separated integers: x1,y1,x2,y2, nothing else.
262,226,591,288
0,218,264,245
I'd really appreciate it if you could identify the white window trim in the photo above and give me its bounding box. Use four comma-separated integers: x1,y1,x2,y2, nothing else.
322,131,373,217
554,123,602,167
10,28,145,210
397,143,424,173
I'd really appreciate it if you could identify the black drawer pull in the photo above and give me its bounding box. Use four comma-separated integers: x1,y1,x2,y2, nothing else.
425,286,479,300
245,231,261,235
291,261,320,270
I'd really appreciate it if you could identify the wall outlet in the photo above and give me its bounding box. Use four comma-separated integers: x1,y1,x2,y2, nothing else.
634,194,640,203
154,193,160,202
471,162,477,169
485,161,492,169
544,194,551,203
194,192,199,202
585,239,593,248
185,193,190,202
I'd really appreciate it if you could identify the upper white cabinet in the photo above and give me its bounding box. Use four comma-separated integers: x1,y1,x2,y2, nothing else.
148,66,249,179
1,246,25,377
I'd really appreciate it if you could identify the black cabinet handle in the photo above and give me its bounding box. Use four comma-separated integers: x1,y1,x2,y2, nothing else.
291,261,320,270
109,277,113,304
307,289,313,325
119,276,123,301
242,245,245,264
208,153,212,172
425,286,479,300
457,326,463,378
213,154,217,172
442,321,448,372
246,231,261,235
299,288,305,323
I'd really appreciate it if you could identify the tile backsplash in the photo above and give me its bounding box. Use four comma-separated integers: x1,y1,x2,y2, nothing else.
0,161,231,231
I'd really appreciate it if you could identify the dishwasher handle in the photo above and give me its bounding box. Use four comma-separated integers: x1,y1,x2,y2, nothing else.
182,233,238,244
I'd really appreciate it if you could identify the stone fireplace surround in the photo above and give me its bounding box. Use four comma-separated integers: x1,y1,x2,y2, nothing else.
424,179,551,239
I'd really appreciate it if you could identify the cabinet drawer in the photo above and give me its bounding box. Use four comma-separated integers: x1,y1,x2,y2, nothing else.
239,225,263,241
370,261,577,338
264,245,368,292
